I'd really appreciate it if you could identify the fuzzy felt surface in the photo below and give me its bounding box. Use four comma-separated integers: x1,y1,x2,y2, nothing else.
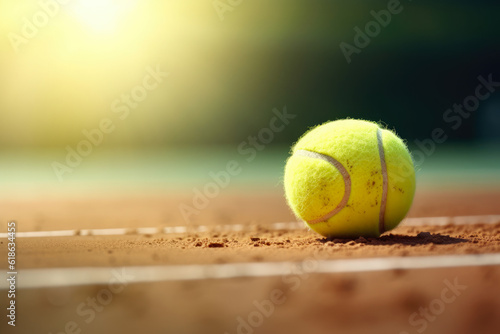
284,119,415,238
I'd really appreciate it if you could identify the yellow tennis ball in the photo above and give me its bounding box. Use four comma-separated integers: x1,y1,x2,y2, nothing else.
284,119,416,238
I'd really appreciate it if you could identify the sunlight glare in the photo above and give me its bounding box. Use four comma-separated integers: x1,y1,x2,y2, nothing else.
70,0,136,34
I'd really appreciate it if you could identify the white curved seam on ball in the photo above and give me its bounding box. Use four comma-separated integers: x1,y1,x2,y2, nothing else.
377,128,388,234
295,149,351,224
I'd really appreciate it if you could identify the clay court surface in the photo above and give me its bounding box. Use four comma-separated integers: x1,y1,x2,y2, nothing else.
1,188,500,334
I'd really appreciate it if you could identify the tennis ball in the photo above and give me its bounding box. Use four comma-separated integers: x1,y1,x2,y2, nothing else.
284,119,415,238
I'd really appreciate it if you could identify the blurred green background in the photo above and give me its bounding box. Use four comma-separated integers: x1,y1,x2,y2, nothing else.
0,0,499,194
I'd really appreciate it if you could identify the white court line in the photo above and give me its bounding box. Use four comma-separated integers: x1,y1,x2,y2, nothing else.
4,253,500,289
80,228,130,236
0,215,499,239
